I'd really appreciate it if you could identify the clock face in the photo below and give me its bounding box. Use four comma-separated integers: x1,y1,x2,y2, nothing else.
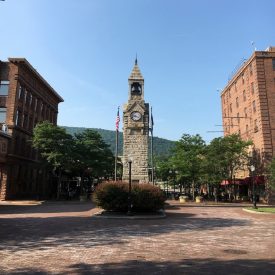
131,111,142,121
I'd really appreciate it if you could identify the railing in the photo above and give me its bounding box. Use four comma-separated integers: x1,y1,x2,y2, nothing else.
228,58,247,82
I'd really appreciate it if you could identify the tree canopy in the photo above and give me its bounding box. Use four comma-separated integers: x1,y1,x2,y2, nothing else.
32,122,114,181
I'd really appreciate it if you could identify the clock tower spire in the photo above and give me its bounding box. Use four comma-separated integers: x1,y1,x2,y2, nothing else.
122,59,149,183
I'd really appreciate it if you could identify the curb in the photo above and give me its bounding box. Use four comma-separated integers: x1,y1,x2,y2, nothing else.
242,208,275,215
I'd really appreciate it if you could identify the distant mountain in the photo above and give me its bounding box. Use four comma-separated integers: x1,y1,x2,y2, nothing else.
62,126,175,158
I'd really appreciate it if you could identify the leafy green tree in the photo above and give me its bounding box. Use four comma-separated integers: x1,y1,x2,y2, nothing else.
170,134,206,200
155,156,170,182
32,121,74,198
205,134,252,200
267,158,275,190
73,129,114,194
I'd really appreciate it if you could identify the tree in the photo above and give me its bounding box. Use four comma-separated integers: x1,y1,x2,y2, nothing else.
32,121,74,198
205,134,252,200
73,129,114,194
170,134,206,200
266,157,275,203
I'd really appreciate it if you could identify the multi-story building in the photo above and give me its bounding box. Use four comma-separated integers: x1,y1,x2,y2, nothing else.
221,46,275,166
0,58,63,200
221,47,275,203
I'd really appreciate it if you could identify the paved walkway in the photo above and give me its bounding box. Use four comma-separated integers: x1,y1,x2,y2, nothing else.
0,200,275,274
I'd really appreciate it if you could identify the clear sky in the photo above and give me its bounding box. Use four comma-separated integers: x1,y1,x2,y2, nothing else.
1,0,275,142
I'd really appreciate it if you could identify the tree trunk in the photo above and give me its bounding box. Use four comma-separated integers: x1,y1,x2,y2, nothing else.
57,169,62,200
192,180,195,201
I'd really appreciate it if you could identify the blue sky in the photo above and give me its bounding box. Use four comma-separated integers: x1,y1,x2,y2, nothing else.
1,0,275,142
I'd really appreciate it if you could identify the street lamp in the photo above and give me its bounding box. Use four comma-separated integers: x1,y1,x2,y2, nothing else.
250,164,257,209
127,156,133,215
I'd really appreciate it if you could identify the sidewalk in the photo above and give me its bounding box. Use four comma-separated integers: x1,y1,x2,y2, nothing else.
0,200,274,274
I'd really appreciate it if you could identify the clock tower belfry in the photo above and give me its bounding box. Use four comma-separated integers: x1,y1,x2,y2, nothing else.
122,59,149,183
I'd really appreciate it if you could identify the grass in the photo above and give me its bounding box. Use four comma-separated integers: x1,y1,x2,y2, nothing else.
247,207,275,213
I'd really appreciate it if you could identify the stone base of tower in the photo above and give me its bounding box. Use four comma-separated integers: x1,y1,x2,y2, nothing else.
122,174,149,184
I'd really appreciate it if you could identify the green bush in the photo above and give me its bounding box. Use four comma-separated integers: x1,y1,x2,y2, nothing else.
93,181,166,212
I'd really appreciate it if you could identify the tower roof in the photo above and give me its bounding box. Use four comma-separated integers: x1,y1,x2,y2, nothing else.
129,59,143,80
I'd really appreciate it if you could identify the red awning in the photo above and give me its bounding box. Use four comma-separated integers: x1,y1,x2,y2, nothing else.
243,175,265,185
221,176,265,186
220,179,245,185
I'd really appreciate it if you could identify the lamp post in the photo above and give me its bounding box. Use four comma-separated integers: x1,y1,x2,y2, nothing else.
250,164,257,209
127,156,133,215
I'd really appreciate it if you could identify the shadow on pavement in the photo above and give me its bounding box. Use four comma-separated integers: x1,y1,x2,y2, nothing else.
0,210,250,253
0,201,95,214
3,258,275,274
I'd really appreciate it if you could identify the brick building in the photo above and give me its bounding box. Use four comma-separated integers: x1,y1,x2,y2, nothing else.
0,58,63,200
221,47,275,173
220,47,275,203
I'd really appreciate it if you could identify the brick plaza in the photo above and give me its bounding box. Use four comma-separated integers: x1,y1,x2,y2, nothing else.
0,201,275,274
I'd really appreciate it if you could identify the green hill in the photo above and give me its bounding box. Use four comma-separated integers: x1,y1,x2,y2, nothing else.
62,126,175,157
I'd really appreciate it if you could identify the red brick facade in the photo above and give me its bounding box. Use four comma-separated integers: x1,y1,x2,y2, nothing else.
221,47,275,159
221,47,275,203
0,58,63,200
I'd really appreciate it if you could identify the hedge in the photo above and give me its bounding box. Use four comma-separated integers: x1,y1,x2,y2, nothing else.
93,181,165,212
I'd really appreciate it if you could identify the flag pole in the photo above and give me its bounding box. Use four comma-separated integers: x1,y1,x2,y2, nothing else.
150,107,154,185
115,106,120,181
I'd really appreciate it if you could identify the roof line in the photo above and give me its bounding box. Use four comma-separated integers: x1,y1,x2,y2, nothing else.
8,58,64,102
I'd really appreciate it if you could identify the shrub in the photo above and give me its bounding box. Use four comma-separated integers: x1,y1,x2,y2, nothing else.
93,181,166,212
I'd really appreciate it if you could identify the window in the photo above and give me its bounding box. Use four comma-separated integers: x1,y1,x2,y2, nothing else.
19,86,25,100
0,81,9,96
254,119,258,132
230,103,232,113
243,90,246,101
29,93,33,107
252,100,256,112
34,98,38,112
251,82,255,94
244,107,247,118
0,107,7,123
16,110,22,126
18,85,22,99
246,124,249,134
272,58,275,71
228,89,231,98
23,113,28,129
236,97,239,108
15,110,19,125
24,90,28,105
237,113,240,124
29,116,33,131
242,74,245,84
249,63,253,75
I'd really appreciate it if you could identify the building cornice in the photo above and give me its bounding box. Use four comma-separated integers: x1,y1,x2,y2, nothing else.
8,58,64,102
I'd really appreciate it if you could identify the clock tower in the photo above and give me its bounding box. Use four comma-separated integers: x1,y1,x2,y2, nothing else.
122,59,149,183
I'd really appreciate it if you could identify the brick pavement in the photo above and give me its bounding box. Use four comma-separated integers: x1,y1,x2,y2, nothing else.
0,200,275,274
